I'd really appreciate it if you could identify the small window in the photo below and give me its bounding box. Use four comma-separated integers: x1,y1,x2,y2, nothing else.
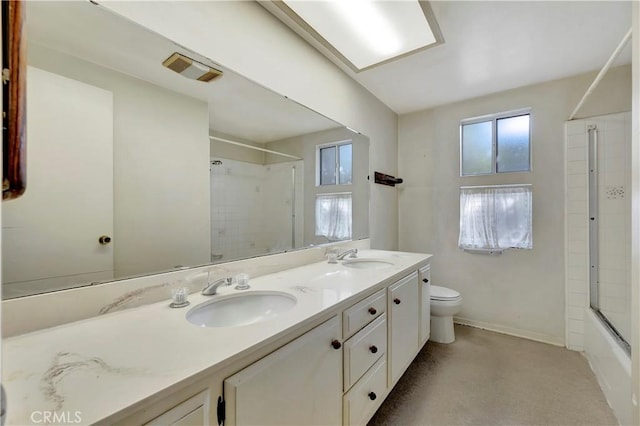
461,110,531,176
318,142,352,185
315,193,352,241
459,185,532,251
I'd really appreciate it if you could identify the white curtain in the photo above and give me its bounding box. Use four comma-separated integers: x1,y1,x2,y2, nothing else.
459,185,532,250
315,193,352,241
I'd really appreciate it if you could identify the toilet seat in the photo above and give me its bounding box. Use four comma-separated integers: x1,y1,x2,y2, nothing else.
430,285,461,301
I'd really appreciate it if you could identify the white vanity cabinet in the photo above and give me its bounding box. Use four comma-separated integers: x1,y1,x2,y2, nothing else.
109,260,432,426
419,265,431,346
388,272,420,386
223,315,342,426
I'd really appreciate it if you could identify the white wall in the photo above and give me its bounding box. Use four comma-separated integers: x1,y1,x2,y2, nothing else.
101,0,398,250
398,65,631,345
29,44,211,279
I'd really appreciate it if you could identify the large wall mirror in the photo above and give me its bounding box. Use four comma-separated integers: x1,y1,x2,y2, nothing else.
2,1,370,299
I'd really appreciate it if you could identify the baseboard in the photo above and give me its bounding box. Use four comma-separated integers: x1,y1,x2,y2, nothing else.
454,317,565,347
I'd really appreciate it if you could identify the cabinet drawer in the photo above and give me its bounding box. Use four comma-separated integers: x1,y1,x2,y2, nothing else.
343,357,387,426
343,314,387,391
343,289,386,338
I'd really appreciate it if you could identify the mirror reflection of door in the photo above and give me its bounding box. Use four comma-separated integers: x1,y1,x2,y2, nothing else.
2,67,114,298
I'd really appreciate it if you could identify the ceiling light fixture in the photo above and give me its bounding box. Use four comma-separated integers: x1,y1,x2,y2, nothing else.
265,0,444,73
162,52,223,82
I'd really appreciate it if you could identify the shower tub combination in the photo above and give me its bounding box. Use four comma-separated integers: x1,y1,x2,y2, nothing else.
565,111,632,425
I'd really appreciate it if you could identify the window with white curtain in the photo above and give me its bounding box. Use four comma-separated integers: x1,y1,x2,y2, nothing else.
459,185,532,251
315,193,352,241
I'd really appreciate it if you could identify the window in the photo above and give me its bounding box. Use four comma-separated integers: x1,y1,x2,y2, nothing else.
461,110,531,176
459,185,532,251
315,193,352,241
318,142,352,185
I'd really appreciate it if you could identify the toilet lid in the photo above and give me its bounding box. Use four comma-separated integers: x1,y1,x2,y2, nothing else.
430,285,461,301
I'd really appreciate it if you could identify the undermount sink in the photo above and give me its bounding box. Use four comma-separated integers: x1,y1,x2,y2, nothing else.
342,259,393,270
186,291,297,328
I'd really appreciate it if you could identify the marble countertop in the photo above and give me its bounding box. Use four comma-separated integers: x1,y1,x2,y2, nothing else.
2,250,430,425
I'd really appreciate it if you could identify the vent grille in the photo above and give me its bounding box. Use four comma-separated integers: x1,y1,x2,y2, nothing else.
162,52,223,82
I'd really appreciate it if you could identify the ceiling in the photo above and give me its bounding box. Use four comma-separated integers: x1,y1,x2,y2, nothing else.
264,1,633,115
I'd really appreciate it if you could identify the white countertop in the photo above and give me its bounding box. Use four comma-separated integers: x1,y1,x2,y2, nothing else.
2,250,430,425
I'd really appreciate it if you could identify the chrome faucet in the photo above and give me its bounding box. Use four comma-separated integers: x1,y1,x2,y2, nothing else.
202,277,232,296
336,248,358,260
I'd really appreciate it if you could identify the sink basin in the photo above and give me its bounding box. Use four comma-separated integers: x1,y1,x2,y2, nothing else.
186,291,297,328
342,259,393,270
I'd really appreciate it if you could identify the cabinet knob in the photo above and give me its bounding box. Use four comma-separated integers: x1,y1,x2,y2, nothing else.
331,339,342,350
422,278,429,283
368,392,377,401
368,307,377,315
98,235,112,245
393,298,401,305
369,345,378,354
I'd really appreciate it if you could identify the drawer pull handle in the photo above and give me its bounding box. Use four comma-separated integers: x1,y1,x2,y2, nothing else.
368,307,377,315
369,345,378,354
394,298,401,305
331,339,342,350
422,278,429,283
368,392,377,401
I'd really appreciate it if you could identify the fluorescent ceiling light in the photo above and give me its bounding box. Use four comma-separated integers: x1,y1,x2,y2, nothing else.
275,0,443,72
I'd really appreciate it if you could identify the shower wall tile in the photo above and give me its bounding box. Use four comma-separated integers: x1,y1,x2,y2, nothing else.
567,147,587,162
210,158,304,262
568,332,584,349
566,120,586,136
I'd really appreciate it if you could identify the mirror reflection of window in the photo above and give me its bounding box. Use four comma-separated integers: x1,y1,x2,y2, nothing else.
318,141,352,186
315,193,352,241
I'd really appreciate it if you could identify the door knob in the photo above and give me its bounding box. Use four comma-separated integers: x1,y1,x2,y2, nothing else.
98,235,112,245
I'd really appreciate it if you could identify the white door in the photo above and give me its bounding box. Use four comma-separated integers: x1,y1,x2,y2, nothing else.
2,66,114,297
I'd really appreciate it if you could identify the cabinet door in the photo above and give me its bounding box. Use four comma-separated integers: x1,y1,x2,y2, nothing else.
419,265,431,346
388,272,420,386
224,316,342,426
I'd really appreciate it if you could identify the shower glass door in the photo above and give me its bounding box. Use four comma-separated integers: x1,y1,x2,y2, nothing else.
587,113,631,352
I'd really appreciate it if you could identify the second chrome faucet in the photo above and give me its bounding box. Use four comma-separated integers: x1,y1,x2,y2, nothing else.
202,276,232,296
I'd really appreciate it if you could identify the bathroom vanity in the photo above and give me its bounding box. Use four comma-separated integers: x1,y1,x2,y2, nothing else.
2,250,431,425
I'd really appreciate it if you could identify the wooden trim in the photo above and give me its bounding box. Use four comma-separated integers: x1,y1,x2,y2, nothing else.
2,0,27,200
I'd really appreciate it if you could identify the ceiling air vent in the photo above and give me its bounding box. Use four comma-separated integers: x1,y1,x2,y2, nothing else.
162,52,223,82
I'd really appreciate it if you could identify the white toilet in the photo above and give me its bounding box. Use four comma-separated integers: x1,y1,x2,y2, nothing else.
430,285,463,344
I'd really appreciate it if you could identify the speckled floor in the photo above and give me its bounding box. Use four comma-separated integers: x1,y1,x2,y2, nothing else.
368,325,618,426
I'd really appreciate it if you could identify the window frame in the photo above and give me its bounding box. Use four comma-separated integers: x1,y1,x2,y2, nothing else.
316,140,353,186
460,108,532,177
